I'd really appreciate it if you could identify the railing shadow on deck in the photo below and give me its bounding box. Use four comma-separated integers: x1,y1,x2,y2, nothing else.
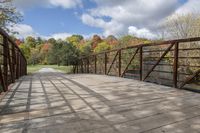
74,37,200,92
0,28,27,93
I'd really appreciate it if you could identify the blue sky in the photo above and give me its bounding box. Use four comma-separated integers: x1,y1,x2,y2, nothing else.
11,0,199,39
21,0,101,35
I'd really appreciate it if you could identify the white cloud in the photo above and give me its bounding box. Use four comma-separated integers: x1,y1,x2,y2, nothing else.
14,0,82,10
49,0,82,9
9,23,96,40
9,24,38,38
81,14,125,37
13,0,200,39
81,0,180,38
128,26,157,39
9,24,71,40
44,33,72,40
175,0,200,14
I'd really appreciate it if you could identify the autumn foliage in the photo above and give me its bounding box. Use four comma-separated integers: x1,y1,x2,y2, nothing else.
17,34,151,65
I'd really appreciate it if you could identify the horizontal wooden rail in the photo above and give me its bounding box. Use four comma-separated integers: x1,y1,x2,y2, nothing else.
0,28,27,93
75,37,200,91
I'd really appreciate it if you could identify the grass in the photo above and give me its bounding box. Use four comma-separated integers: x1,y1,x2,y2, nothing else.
27,65,73,74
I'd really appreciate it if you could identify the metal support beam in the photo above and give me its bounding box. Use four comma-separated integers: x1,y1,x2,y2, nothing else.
139,46,143,81
179,70,200,89
104,53,107,75
121,48,139,77
107,51,119,75
173,42,179,88
118,49,121,77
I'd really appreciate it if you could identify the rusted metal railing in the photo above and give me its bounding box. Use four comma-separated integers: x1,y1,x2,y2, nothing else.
74,37,200,91
0,28,27,93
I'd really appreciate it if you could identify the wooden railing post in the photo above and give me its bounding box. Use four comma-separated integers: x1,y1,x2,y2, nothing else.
3,36,8,91
104,52,107,75
118,49,121,77
173,42,179,88
139,46,143,81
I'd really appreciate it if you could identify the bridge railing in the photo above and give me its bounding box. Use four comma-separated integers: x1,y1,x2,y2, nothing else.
74,37,200,91
0,28,27,93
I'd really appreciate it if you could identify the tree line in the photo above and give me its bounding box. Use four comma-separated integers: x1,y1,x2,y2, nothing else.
15,35,150,65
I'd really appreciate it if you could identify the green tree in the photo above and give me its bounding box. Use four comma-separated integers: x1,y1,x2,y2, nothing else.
47,40,79,66
28,48,40,65
19,43,30,59
25,36,37,48
66,35,83,47
163,13,200,39
36,37,45,45
47,40,64,65
61,43,79,65
79,41,92,56
119,35,134,48
47,38,56,44
94,41,111,53
0,0,22,32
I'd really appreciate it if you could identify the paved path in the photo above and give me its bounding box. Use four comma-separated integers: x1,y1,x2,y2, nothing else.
0,68,200,133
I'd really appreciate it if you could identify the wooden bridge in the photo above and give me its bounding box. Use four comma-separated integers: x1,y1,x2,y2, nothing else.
0,28,200,133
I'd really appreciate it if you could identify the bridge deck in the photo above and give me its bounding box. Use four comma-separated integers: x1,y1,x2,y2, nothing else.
0,68,200,133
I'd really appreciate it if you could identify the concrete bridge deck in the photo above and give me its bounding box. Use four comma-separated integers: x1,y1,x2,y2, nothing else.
0,68,200,133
